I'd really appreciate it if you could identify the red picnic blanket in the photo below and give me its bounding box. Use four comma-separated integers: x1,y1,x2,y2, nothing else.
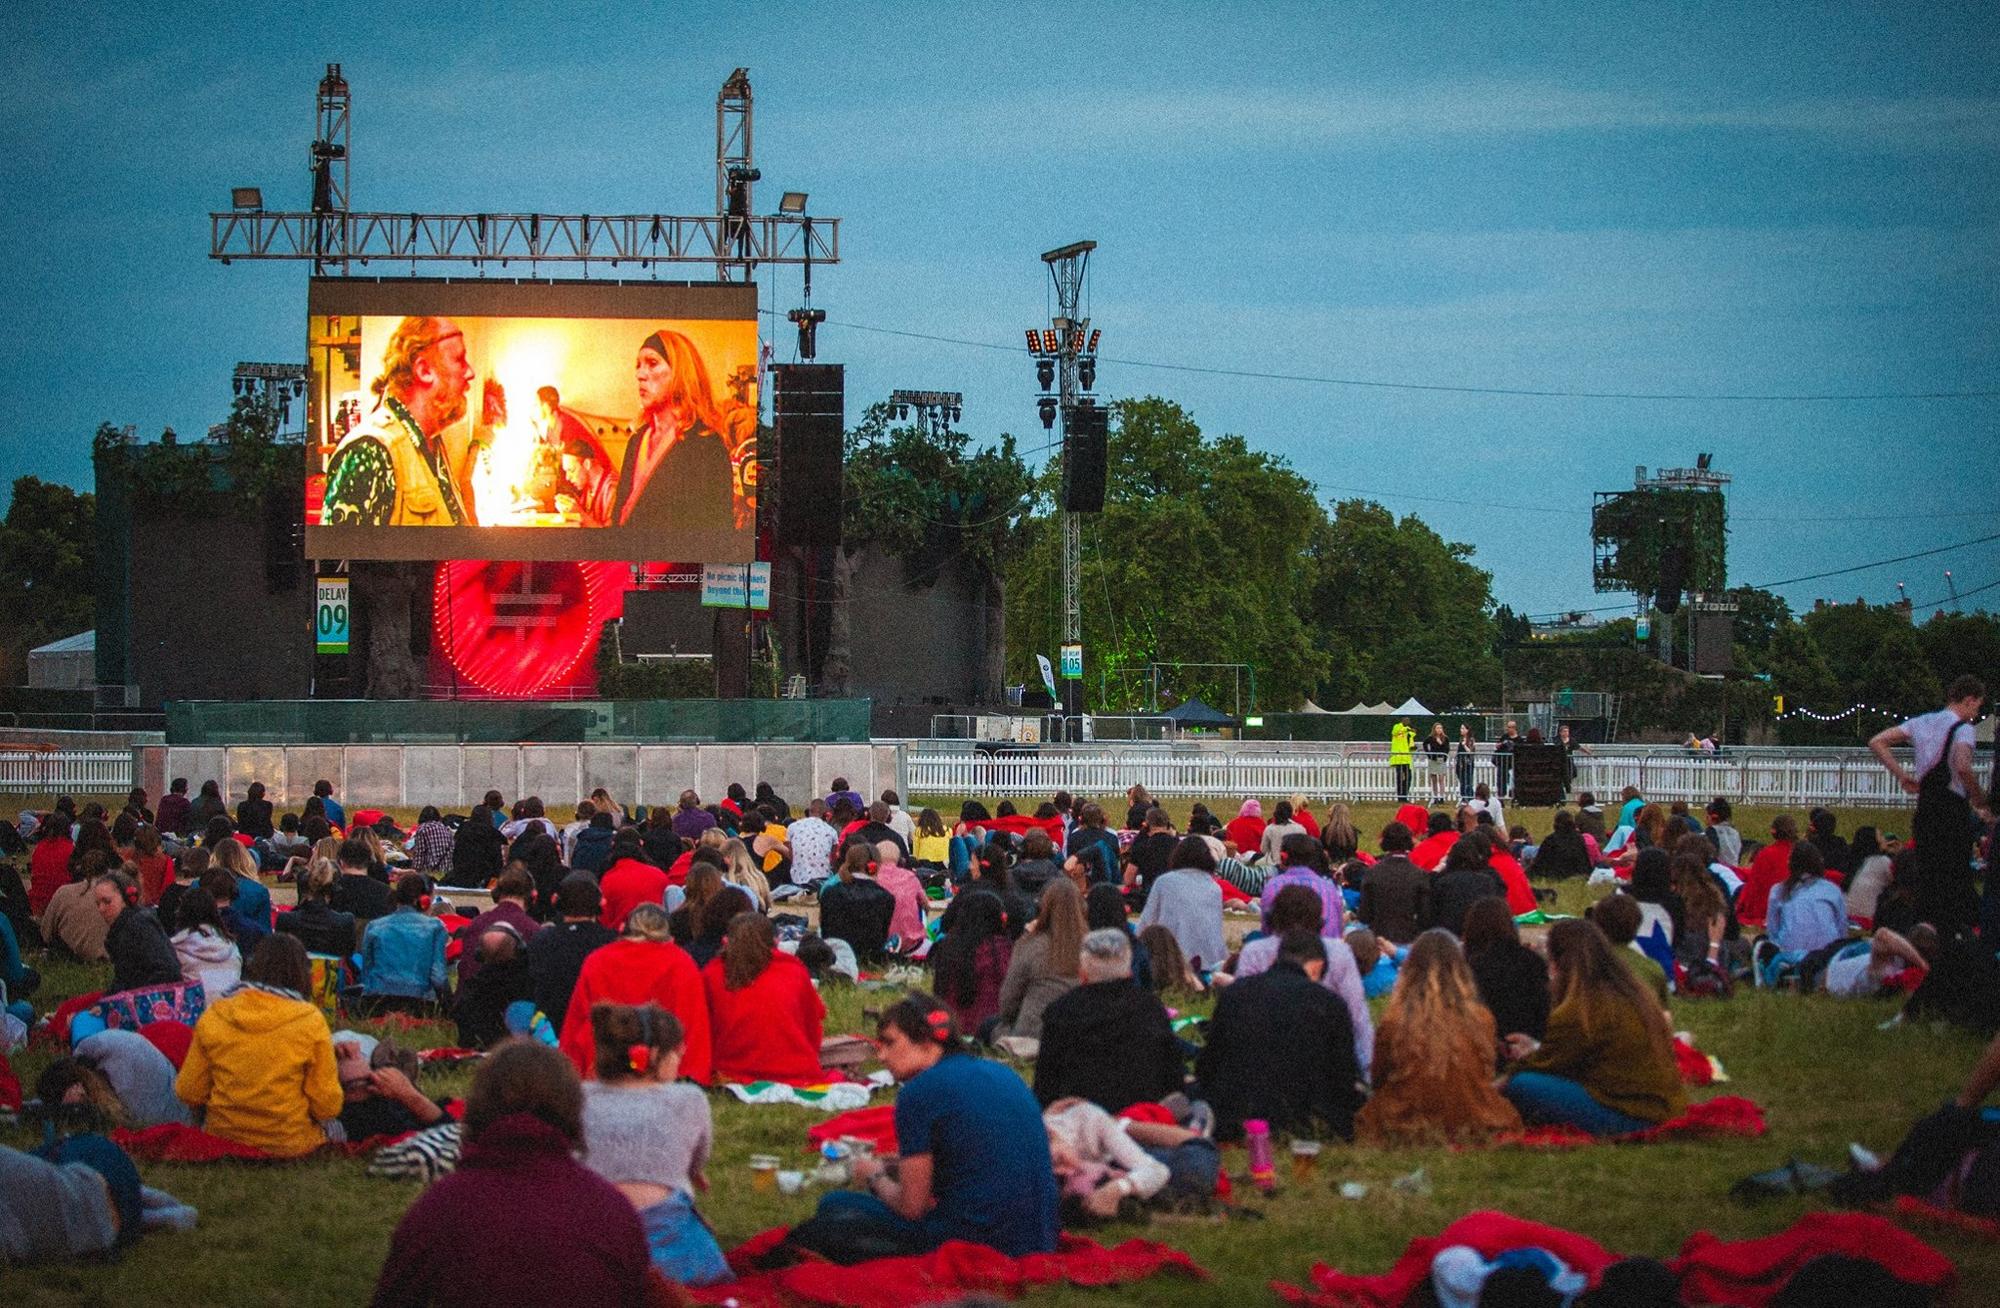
1272,1208,1953,1308
688,1226,1201,1308
1673,1036,1717,1086
1481,1095,1765,1150
112,1100,464,1163
805,1105,897,1156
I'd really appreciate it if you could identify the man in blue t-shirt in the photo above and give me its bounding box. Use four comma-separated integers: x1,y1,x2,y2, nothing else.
807,997,1058,1260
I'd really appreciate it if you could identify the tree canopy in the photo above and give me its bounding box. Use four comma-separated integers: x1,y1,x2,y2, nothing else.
0,476,95,684
1005,398,1501,713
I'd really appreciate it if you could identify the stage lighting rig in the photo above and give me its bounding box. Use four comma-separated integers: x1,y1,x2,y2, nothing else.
891,389,965,439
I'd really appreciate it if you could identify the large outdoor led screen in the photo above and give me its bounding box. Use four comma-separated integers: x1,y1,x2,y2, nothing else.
305,279,758,562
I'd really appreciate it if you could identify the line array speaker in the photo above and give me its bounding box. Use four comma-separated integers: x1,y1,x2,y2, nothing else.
1062,401,1107,513
772,363,845,548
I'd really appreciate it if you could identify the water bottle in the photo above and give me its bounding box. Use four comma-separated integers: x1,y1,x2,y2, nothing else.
1245,1118,1276,1190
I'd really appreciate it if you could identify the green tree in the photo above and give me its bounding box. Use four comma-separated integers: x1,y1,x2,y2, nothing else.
0,476,96,684
1304,499,1500,709
1801,601,1941,722
1917,611,2000,697
1767,621,1848,744
1724,586,1791,670
1008,398,1329,713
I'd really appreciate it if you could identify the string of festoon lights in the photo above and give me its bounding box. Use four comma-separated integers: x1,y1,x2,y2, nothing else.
1775,704,1906,724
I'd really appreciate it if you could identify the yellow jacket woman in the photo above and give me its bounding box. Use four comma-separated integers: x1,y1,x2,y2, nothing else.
175,935,342,1157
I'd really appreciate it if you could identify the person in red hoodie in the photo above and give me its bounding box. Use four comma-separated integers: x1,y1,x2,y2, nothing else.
1408,811,1459,872
372,1042,656,1308
560,903,712,1085
702,912,826,1084
1479,828,1539,917
596,832,669,932
27,819,76,917
1392,802,1431,844
1224,799,1267,857
1736,815,1799,929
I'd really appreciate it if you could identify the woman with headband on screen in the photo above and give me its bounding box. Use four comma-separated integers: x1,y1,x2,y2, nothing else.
613,329,738,537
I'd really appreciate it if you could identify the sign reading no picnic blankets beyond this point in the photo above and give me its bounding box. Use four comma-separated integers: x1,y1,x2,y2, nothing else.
700,561,770,610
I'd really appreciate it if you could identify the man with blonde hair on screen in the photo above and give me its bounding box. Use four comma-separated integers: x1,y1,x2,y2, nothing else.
323,316,475,528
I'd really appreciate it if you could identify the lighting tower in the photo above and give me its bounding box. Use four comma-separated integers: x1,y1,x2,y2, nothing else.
1027,240,1099,738
309,63,350,273
717,68,757,280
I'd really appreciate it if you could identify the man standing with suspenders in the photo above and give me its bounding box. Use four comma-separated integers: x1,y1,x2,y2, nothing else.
1870,677,1993,938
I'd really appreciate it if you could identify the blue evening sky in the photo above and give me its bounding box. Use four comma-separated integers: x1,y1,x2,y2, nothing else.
2,2,1996,617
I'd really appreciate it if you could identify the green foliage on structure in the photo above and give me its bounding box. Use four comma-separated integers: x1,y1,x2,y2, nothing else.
1591,486,1727,595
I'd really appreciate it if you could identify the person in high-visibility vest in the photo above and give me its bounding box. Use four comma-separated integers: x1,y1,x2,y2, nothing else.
1389,719,1416,803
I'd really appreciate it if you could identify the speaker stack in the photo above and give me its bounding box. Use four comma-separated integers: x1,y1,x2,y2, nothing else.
771,363,845,548
1063,401,1108,513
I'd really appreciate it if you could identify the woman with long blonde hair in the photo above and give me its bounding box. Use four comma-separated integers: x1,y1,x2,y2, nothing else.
718,837,771,911
1355,929,1522,1144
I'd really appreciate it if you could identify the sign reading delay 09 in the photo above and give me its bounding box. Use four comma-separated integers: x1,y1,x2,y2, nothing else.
317,577,350,654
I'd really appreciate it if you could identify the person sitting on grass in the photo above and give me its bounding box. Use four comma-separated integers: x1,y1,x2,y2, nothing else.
580,1002,731,1286
39,848,113,963
1033,927,1185,1112
1588,891,1672,1008
1462,895,1550,1045
1356,929,1523,1145
1345,926,1402,999
1136,835,1227,973
170,886,242,997
1138,925,1207,998
1499,919,1685,1136
358,873,450,1014
818,843,898,963
988,877,1087,1047
558,902,713,1086
1430,838,1507,938
702,911,826,1085
1196,930,1364,1142
929,889,1014,1029
207,837,271,952
455,868,539,992
870,842,928,953
176,933,343,1157
1356,822,1429,945
96,870,183,994
1218,882,1376,1078
685,886,753,969
1736,814,1801,929
526,873,618,1032
1256,834,1345,942
790,994,1058,1263
454,923,534,1049
373,1042,657,1307
276,857,358,959
328,836,393,924
1755,841,1851,988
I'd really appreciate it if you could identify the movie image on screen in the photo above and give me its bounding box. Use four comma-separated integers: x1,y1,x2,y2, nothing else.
305,280,758,562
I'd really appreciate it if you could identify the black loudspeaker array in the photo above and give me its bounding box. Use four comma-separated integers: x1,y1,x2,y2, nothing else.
1062,401,1108,513
772,364,845,547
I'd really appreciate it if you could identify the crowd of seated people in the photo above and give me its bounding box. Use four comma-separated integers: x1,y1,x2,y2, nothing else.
4,762,1995,1292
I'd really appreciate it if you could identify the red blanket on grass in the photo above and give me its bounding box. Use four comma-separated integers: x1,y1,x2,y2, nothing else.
976,814,1068,844
1672,1036,1716,1086
1272,1209,1952,1308
112,1100,465,1163
687,1227,1201,1308
0,1050,19,1112
1481,1095,1765,1150
806,1105,898,1156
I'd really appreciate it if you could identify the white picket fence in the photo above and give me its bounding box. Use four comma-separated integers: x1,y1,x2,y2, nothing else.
0,750,134,795
905,745,1964,809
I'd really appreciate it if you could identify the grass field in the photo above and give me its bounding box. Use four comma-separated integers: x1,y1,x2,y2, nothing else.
8,797,1998,1306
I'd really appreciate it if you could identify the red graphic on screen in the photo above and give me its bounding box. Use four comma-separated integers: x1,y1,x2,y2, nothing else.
432,560,628,697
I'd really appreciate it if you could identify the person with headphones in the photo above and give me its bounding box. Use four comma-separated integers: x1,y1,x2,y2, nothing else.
92,870,181,994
